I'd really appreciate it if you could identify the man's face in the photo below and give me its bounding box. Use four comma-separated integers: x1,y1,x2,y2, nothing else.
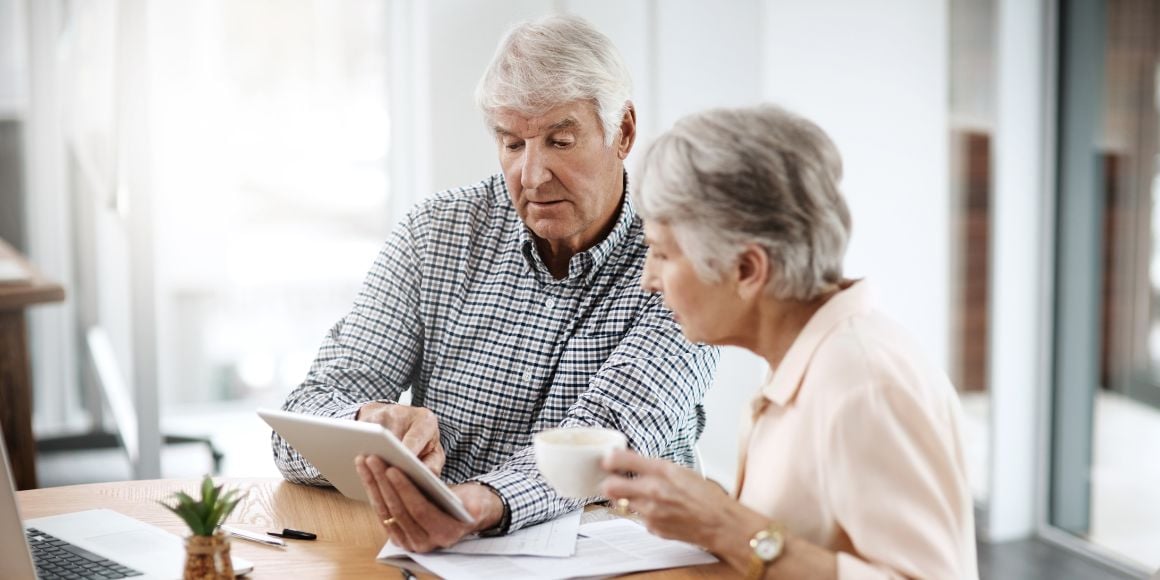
492,101,634,254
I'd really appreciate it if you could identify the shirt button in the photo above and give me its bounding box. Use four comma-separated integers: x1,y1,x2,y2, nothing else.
544,297,556,309
522,370,533,381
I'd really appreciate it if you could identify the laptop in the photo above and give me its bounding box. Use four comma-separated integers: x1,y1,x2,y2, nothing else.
0,430,253,579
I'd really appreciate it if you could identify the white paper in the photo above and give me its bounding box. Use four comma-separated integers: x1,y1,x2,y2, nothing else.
379,519,717,580
378,509,581,559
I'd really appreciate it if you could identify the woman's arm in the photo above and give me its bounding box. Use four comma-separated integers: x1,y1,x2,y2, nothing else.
601,450,839,579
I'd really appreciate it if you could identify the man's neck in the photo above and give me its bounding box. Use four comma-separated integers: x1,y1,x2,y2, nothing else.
534,193,626,280
535,237,576,280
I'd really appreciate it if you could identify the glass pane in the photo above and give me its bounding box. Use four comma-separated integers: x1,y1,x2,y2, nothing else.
1054,0,1160,570
147,0,391,476
948,0,995,506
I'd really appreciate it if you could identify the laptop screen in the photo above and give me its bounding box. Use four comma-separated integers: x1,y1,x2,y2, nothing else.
0,430,42,579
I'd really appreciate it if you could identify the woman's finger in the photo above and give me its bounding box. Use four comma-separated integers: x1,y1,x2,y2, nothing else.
601,448,668,476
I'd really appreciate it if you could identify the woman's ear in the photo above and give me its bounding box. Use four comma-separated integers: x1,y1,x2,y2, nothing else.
735,244,770,301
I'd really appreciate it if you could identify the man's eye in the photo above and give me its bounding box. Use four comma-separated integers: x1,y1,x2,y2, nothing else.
550,140,573,149
505,142,524,151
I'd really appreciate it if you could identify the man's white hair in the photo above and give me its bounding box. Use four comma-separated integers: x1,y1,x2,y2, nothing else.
633,105,852,301
475,14,633,146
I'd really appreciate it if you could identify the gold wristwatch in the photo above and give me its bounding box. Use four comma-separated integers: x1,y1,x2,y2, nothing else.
746,522,785,579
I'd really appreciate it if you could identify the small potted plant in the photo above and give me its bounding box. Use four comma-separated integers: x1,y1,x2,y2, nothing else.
159,475,246,580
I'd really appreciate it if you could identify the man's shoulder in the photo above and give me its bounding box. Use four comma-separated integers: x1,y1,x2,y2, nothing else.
413,174,511,221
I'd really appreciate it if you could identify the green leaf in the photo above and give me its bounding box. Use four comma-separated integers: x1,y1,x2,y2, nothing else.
160,478,247,536
200,476,213,505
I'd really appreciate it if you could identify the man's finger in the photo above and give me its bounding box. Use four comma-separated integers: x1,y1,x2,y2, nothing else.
371,460,429,549
386,467,466,548
421,446,446,476
399,411,438,457
355,455,390,522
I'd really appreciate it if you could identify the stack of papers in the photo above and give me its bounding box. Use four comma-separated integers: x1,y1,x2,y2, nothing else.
377,511,717,580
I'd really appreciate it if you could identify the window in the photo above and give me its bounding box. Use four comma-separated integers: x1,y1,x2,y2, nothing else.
147,1,391,416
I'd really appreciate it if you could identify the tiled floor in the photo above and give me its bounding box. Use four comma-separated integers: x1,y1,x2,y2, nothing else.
977,538,1141,580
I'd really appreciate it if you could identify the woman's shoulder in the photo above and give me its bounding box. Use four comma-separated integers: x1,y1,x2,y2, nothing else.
804,310,956,409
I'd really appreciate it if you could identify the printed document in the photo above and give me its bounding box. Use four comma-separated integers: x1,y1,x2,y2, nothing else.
379,509,581,558
378,518,717,580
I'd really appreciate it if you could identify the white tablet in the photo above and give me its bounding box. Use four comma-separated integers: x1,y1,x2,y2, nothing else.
258,408,474,524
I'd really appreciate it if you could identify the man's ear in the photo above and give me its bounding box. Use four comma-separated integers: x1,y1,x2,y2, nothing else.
735,244,771,301
617,102,637,160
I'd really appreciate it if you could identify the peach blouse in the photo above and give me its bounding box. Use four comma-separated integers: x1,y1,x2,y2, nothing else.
736,280,977,579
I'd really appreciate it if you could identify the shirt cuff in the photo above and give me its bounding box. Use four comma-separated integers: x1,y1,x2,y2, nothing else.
339,402,367,421
469,469,551,534
468,480,511,537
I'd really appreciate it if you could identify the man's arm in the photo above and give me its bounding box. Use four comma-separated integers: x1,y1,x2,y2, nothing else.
272,210,429,485
472,294,719,533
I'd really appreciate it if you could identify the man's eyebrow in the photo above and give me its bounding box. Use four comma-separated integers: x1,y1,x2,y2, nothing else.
492,117,578,138
547,117,579,132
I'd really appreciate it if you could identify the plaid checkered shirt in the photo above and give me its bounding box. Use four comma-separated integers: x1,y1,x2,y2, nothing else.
272,173,719,533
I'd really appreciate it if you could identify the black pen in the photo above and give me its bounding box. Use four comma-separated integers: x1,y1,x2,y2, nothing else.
399,568,418,580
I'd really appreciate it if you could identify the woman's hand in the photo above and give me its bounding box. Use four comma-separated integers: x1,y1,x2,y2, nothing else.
600,448,738,549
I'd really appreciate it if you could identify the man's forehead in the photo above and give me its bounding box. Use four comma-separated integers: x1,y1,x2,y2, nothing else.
492,103,598,136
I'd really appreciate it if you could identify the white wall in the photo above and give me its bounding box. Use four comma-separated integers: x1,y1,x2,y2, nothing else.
762,0,951,374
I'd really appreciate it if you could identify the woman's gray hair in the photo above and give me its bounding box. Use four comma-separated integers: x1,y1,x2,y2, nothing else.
475,15,633,146
633,105,852,301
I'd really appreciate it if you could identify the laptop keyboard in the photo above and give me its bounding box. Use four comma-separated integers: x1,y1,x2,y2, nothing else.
25,527,143,579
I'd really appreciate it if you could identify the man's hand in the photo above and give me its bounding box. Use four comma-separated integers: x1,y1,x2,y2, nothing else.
357,402,445,476
354,455,506,552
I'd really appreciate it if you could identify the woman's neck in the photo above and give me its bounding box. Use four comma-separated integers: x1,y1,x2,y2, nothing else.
752,287,840,370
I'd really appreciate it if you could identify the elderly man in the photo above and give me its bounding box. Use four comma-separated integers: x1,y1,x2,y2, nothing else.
272,15,718,551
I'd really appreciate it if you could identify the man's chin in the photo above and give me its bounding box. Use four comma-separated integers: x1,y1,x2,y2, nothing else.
525,219,578,242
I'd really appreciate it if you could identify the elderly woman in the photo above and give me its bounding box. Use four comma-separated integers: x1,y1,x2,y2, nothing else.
601,105,977,579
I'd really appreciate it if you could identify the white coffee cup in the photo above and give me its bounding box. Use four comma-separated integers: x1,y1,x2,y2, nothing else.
533,427,627,499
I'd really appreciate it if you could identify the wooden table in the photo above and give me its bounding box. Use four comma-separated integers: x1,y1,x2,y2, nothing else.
0,238,65,491
17,478,732,579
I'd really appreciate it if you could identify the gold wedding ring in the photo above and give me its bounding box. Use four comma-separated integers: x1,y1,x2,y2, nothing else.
383,517,397,526
615,497,630,514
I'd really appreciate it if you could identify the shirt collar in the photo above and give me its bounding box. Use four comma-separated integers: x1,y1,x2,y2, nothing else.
761,279,874,406
516,173,635,285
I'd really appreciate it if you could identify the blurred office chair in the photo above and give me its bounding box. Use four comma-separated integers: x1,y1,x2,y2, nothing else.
35,327,223,479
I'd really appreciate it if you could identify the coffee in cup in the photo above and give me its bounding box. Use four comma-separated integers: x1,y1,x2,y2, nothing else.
533,427,627,499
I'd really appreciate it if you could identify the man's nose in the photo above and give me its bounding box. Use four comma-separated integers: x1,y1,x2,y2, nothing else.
520,145,551,191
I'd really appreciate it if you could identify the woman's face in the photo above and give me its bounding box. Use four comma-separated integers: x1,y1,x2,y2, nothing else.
641,221,746,345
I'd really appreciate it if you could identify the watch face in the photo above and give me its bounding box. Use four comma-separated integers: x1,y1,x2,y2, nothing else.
754,534,783,561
